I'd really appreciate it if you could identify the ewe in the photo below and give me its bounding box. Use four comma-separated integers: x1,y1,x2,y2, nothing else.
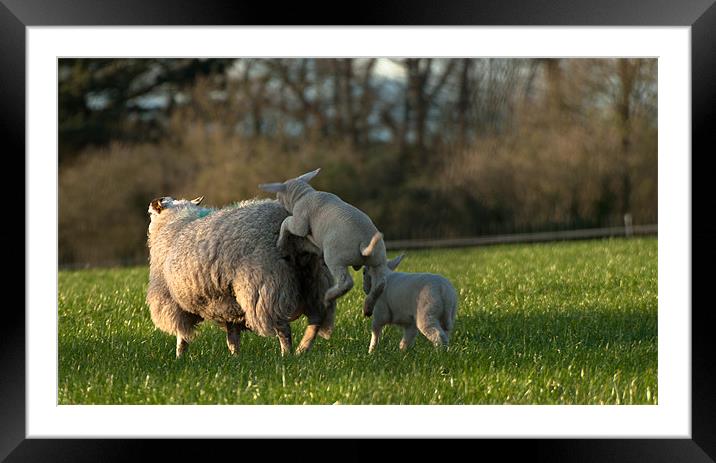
146,196,335,358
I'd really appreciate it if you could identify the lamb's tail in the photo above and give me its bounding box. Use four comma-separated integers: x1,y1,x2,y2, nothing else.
361,232,383,257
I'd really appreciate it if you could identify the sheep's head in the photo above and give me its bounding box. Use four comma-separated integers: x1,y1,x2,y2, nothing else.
258,168,320,212
147,196,206,247
148,196,204,217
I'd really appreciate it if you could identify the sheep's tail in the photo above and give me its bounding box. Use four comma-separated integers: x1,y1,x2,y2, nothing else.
361,232,383,257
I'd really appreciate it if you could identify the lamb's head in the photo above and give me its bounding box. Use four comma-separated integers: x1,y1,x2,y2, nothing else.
258,168,320,212
362,254,405,295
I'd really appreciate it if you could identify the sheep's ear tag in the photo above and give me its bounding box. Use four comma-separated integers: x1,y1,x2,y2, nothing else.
191,196,204,205
258,183,287,193
150,198,164,214
296,168,320,184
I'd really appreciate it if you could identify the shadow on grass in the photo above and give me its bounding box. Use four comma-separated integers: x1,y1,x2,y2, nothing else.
452,306,657,351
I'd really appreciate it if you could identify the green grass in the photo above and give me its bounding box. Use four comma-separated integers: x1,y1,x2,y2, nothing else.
58,237,657,405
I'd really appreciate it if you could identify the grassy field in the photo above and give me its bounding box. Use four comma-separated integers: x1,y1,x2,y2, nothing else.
58,237,657,405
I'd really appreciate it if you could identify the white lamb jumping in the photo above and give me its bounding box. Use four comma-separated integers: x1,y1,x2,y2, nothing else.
362,254,458,353
258,168,389,317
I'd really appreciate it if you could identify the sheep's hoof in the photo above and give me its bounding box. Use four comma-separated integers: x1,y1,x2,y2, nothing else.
295,344,309,355
176,338,188,358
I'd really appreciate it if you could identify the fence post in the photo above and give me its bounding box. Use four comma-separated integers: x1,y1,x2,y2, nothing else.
624,213,633,238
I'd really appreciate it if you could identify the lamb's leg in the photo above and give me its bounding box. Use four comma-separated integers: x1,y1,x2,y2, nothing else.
276,321,293,356
277,215,310,250
298,236,322,255
399,325,418,351
295,324,320,354
363,266,387,316
368,322,384,354
176,337,189,358
225,322,242,355
419,323,449,347
324,264,354,307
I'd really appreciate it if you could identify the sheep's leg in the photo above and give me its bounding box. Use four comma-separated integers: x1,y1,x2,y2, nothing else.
277,215,310,250
399,325,418,351
368,323,384,354
276,321,293,356
225,322,242,355
148,290,201,358
324,265,354,307
295,324,320,354
176,337,189,358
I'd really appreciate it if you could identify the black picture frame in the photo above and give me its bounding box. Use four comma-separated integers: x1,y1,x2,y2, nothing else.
5,0,714,460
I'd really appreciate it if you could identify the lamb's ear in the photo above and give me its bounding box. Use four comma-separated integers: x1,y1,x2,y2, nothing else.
296,168,320,184
258,182,287,193
387,253,405,270
191,196,204,205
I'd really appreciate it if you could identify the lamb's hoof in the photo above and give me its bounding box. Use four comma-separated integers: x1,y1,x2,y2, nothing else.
363,304,373,317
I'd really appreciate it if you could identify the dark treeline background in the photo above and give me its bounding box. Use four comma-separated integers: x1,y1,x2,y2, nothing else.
59,58,657,266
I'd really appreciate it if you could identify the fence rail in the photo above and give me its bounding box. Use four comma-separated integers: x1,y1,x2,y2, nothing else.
384,224,658,251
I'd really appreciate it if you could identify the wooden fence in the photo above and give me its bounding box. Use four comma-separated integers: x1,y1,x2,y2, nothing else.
59,224,657,270
384,224,658,250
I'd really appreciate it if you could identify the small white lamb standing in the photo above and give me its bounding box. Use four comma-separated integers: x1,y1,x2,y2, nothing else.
363,254,458,353
259,168,390,316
